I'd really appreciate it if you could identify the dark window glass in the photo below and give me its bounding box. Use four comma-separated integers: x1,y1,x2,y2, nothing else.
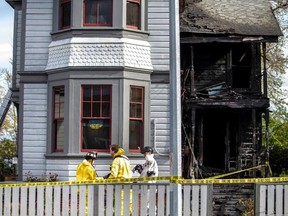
127,0,140,29
129,86,144,151
60,0,71,29
84,0,112,26
129,120,142,151
53,86,65,152
82,119,110,150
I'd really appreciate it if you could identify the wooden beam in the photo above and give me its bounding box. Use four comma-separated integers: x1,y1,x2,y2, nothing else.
187,98,269,109
180,36,279,44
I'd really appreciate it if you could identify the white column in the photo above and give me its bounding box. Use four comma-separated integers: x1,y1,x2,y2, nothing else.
169,0,182,215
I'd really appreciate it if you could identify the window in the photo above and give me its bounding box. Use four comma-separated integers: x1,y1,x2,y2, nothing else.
81,85,111,151
129,86,144,152
53,86,65,152
231,44,252,88
127,0,141,29
60,0,71,29
84,0,113,26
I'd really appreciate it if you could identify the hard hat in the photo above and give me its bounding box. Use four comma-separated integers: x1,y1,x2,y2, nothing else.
85,152,97,160
142,146,153,154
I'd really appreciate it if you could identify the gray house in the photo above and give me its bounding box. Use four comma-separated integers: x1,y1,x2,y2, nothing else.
6,0,172,181
6,0,281,181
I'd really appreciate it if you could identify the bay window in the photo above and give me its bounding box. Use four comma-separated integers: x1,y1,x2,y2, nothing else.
53,86,65,152
129,86,144,152
83,0,113,26
81,85,111,151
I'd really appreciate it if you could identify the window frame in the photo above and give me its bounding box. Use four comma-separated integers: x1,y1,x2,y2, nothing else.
52,86,65,152
229,44,252,90
129,85,144,153
81,85,112,152
83,0,113,27
60,0,71,29
126,0,141,29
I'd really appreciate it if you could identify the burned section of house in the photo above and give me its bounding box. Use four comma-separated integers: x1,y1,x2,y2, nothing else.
179,0,283,179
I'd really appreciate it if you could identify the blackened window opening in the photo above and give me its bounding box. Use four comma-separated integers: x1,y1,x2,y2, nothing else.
231,44,252,88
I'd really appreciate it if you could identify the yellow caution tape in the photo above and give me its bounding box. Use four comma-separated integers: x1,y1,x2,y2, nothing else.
174,177,288,184
207,164,266,179
206,162,272,179
1,174,288,187
0,176,176,187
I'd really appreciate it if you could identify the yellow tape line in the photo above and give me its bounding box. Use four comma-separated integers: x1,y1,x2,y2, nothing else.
1,176,288,187
174,177,288,184
0,176,177,187
207,164,267,179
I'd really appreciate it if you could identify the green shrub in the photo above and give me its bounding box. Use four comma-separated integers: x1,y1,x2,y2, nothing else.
269,145,288,176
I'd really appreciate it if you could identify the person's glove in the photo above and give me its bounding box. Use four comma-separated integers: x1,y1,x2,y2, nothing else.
132,164,143,174
146,171,155,177
103,173,111,179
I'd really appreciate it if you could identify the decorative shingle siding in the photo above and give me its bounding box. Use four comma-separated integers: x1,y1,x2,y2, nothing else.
22,84,47,178
46,38,153,70
148,0,170,71
24,0,52,71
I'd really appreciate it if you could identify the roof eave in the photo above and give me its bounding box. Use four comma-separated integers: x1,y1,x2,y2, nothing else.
5,0,22,9
180,33,281,43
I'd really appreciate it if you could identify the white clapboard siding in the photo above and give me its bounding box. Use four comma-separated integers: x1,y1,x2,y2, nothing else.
148,0,170,70
24,0,53,71
255,183,288,216
22,84,47,177
150,83,170,152
46,158,114,180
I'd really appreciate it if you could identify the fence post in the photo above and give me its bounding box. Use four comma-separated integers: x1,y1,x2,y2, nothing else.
205,184,213,216
93,184,104,216
255,184,266,216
